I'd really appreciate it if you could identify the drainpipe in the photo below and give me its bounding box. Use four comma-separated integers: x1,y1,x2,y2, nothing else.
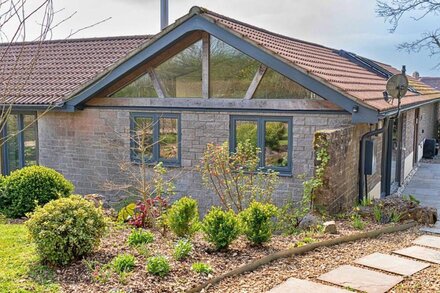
358,117,390,202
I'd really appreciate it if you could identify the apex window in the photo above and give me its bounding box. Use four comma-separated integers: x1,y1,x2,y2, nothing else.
130,113,180,166
230,116,292,175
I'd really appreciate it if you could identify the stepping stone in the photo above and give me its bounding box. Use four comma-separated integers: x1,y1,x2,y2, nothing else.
318,265,403,293
420,223,440,234
413,235,440,249
355,252,430,276
394,246,440,264
268,278,350,293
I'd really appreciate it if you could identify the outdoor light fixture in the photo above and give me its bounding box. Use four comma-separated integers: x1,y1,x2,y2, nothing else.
352,105,359,113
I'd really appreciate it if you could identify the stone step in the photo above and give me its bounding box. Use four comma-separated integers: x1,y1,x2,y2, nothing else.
268,278,350,293
394,246,440,264
318,265,403,293
413,235,440,249
354,252,430,276
420,223,440,234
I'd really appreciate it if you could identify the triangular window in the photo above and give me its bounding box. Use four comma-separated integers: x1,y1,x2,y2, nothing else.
111,73,158,98
253,68,322,100
155,40,203,98
210,36,260,98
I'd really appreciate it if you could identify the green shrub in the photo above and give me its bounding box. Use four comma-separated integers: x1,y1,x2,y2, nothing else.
191,262,213,274
26,195,106,265
0,166,74,218
167,196,200,238
351,214,365,230
202,207,240,250
239,201,278,245
112,254,136,273
127,229,154,246
173,239,192,260
146,255,170,277
0,213,7,224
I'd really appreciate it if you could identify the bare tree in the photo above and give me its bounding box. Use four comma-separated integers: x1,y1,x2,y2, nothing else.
376,0,440,68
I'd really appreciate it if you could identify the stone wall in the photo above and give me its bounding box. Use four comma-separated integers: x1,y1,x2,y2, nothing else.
37,107,351,212
313,124,382,214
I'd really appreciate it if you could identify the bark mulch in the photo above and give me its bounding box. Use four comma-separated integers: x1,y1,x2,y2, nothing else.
55,220,392,293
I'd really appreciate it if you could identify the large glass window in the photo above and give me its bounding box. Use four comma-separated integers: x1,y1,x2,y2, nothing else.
210,36,260,98
111,73,158,98
155,40,203,98
253,68,323,100
2,113,38,174
130,113,180,165
231,116,292,174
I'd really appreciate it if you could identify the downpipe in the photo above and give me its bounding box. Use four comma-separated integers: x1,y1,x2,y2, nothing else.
358,117,390,202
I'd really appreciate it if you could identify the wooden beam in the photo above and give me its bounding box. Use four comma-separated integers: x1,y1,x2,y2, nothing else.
148,68,166,98
202,32,210,99
244,64,267,100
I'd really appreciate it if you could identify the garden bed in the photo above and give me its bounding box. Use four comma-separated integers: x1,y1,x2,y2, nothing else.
54,219,394,293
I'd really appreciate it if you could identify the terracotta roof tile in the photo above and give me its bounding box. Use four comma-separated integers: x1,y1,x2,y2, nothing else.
200,8,440,112
0,35,149,105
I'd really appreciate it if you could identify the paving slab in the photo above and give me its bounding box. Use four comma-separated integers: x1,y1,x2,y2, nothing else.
354,252,430,276
413,235,440,249
268,278,350,293
317,265,403,293
420,224,440,234
394,246,440,264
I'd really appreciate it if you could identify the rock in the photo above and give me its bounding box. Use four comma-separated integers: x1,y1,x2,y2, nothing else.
84,194,104,208
408,206,437,225
298,213,321,230
323,221,337,234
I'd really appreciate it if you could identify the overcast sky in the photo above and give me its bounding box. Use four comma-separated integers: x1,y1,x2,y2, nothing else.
21,0,440,76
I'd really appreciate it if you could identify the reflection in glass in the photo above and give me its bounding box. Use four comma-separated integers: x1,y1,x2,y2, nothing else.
235,120,258,150
155,40,202,98
159,118,178,160
254,68,322,100
265,121,288,167
23,115,37,166
6,114,19,172
211,36,260,98
133,117,154,160
390,118,400,188
111,73,158,98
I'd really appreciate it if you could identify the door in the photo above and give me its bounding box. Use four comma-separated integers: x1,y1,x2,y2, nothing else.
384,117,402,195
413,108,420,165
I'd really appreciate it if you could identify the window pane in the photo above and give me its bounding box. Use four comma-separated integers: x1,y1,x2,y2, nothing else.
159,117,178,160
6,115,19,172
235,120,258,150
133,117,154,160
211,36,260,98
265,121,289,167
111,73,158,98
254,68,322,100
155,40,202,98
23,115,37,166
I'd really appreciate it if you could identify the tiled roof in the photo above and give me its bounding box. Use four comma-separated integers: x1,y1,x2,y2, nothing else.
419,77,440,91
0,35,149,105
199,8,440,112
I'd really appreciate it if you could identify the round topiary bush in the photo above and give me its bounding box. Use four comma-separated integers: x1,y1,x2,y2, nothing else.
0,166,74,218
26,195,107,265
202,207,240,250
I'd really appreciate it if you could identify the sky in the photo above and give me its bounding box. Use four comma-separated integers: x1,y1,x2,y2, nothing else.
13,0,440,77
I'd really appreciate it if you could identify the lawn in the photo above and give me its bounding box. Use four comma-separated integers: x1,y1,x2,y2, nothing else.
0,224,59,293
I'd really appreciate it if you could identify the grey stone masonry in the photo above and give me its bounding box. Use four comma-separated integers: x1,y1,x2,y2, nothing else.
38,107,352,212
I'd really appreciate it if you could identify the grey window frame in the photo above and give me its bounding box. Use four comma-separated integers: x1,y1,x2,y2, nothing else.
229,115,292,175
1,112,39,175
130,112,181,166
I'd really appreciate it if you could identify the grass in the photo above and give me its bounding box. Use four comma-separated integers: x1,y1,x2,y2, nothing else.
0,224,60,292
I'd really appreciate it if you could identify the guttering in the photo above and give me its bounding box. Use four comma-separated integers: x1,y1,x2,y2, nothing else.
0,103,72,112
358,117,390,202
378,97,440,118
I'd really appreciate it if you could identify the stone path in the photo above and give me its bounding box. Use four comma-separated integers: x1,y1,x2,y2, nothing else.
268,234,440,293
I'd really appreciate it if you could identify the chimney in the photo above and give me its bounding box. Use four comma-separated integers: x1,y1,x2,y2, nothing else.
412,71,420,80
160,0,169,30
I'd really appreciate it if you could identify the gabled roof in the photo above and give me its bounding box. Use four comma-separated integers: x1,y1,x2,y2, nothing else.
0,35,149,105
419,77,440,90
2,6,440,123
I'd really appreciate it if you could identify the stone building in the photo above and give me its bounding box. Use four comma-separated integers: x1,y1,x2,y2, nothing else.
1,7,440,213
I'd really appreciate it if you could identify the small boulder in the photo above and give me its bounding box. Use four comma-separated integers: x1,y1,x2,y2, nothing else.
298,213,321,230
323,221,337,234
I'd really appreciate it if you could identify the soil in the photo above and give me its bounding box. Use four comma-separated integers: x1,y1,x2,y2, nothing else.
55,219,392,293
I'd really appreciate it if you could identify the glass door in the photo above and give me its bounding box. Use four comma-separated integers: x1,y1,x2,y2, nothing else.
384,117,402,195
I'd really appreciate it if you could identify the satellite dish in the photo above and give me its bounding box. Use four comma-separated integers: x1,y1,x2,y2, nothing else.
385,74,409,101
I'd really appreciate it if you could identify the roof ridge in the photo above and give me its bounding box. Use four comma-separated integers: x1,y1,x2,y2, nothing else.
194,6,336,51
0,34,152,47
